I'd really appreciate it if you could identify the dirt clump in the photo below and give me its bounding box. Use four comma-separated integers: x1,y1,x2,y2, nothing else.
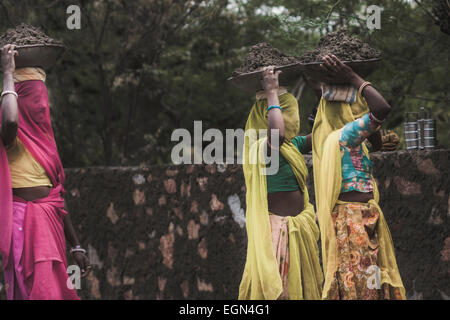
232,42,299,76
0,23,63,47
299,29,381,63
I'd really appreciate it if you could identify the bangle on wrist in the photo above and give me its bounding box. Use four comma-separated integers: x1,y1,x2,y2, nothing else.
358,81,372,97
369,112,385,124
267,105,282,112
70,245,87,255
1,90,18,99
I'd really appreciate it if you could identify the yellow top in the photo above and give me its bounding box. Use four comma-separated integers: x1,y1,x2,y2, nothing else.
4,67,51,188
6,137,52,188
13,67,46,83
312,92,405,299
239,93,323,300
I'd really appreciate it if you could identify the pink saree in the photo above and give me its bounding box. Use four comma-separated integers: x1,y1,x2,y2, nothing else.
0,80,79,300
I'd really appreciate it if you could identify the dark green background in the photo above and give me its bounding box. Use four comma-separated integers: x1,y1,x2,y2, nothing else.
0,0,448,167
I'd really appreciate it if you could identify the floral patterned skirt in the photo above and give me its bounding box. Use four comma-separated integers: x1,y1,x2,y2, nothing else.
326,202,403,300
269,214,290,300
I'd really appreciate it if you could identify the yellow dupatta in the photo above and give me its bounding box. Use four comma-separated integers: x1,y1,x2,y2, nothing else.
239,93,323,300
13,67,46,83
312,92,406,299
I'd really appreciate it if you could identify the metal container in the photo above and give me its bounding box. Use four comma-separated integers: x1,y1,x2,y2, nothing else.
422,108,436,149
227,62,304,93
1,44,66,71
418,107,425,149
404,112,419,150
227,58,381,93
299,58,381,83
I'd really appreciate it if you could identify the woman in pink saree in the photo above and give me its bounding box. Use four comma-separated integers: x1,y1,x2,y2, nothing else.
0,44,90,300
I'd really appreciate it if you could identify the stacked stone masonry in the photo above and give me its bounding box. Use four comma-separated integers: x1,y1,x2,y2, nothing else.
0,150,448,300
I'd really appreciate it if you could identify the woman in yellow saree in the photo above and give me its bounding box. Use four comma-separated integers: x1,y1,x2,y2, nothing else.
239,67,323,300
312,54,405,299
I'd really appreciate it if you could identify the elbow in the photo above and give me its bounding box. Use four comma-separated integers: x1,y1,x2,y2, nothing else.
268,128,285,148
3,117,18,131
379,99,392,118
268,135,285,149
1,119,18,144
2,105,19,129
383,102,392,116
278,129,285,147
373,102,391,121
278,134,285,147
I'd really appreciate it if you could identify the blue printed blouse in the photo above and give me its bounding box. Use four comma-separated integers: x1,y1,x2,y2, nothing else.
339,113,381,193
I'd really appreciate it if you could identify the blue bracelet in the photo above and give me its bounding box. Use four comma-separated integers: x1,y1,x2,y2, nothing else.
267,105,282,112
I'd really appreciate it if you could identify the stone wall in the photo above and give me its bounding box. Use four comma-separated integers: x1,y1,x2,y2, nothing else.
0,150,449,300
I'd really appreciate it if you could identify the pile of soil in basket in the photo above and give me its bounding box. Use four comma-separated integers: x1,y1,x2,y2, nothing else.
232,42,299,77
298,29,381,63
0,23,63,47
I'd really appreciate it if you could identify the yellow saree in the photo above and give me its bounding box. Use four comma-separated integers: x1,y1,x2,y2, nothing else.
239,93,323,300
312,92,406,299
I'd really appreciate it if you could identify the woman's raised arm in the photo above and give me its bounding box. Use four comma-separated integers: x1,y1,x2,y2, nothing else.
321,54,392,121
1,44,19,147
261,66,285,149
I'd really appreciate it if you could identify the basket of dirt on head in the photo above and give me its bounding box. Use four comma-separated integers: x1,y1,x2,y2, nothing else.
228,42,303,93
298,29,381,81
0,23,65,71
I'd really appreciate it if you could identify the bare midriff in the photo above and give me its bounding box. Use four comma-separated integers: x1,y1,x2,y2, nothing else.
267,189,304,217
13,186,51,202
338,190,374,203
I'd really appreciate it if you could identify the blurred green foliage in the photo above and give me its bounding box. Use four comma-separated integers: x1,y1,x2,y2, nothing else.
0,0,448,166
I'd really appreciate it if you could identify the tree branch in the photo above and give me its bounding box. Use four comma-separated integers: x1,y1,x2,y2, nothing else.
414,0,439,23
0,2,14,27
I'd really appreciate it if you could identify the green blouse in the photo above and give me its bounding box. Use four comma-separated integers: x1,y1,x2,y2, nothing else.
266,136,308,193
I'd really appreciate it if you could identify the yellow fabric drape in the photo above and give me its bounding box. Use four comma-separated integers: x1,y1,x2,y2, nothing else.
239,93,323,300
312,93,406,299
13,67,46,83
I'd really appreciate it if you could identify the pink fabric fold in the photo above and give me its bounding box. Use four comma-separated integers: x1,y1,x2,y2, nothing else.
15,80,65,188
19,185,67,280
0,139,13,267
5,202,28,300
0,80,79,300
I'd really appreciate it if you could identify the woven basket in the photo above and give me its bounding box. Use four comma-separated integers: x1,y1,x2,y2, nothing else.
300,58,381,82
227,62,304,93
9,44,66,71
